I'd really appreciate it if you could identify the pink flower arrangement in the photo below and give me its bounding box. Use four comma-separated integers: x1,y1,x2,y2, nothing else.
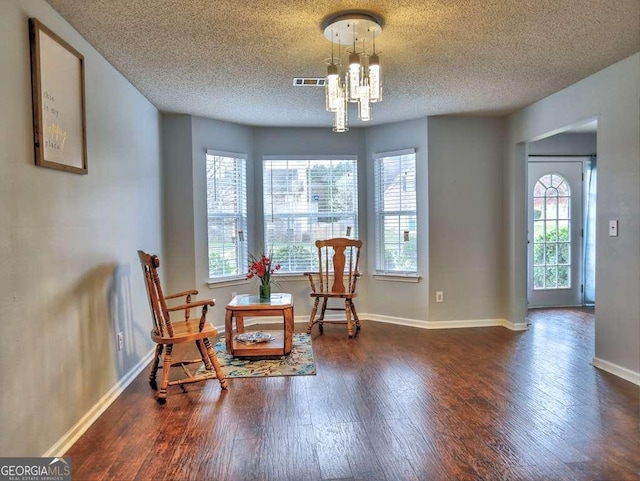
247,253,281,286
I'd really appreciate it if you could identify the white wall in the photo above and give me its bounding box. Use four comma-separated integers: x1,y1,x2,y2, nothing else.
505,53,640,378
0,0,162,456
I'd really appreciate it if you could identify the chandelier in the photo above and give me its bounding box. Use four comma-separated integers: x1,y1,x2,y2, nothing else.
322,12,383,132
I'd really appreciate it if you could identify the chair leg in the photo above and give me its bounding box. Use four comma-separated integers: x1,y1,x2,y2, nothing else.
306,298,320,334
318,298,328,333
157,344,173,404
345,299,353,337
350,301,361,331
149,344,163,390
196,339,213,370
203,338,228,390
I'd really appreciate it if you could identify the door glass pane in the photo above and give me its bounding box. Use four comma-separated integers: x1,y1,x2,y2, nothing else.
557,243,570,264
532,173,572,290
545,266,557,288
557,265,570,288
546,221,558,241
556,179,569,196
533,197,545,220
533,267,545,289
533,244,545,265
558,220,570,240
533,220,545,239
545,244,557,264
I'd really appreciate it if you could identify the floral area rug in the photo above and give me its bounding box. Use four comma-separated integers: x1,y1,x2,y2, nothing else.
205,332,316,378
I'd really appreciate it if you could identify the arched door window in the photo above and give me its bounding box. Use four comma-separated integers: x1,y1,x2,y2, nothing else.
532,174,571,289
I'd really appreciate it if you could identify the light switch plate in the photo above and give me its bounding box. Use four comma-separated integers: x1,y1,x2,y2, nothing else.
609,220,618,237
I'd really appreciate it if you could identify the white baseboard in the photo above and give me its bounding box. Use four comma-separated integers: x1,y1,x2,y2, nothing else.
503,318,530,331
43,348,156,457
591,357,640,386
365,313,528,331
225,313,529,332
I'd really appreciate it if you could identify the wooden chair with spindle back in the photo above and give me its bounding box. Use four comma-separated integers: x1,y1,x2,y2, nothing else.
138,250,227,404
304,238,363,337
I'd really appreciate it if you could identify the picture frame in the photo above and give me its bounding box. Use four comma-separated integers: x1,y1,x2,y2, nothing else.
29,18,87,174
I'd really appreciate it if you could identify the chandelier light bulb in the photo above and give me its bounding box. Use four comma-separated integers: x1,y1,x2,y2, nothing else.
358,76,371,121
325,63,339,112
348,52,361,103
369,53,382,102
333,82,348,132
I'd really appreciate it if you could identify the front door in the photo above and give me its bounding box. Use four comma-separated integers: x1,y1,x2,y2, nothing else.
527,160,583,307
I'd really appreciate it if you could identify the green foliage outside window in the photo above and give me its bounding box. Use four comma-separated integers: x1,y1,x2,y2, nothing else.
533,225,570,288
209,251,233,277
273,245,315,273
384,235,417,272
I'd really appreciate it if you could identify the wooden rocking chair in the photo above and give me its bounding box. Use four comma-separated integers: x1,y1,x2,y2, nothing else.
138,250,227,404
304,238,363,337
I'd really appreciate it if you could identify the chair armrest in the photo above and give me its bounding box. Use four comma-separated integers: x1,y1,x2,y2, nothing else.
165,289,199,300
166,298,215,312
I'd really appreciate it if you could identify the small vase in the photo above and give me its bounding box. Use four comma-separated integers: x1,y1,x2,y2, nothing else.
259,283,271,301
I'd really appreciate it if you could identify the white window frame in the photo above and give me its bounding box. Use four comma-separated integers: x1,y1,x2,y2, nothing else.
263,155,359,275
206,150,248,283
373,148,418,277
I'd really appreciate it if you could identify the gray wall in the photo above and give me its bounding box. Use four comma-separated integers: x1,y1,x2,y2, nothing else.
162,118,367,325
529,132,597,156
161,115,254,326
162,115,195,293
364,118,430,322
428,117,505,322
1,0,162,456
164,115,507,328
505,53,640,375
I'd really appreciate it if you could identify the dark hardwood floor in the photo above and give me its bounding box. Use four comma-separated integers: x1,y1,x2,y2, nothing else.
67,308,640,480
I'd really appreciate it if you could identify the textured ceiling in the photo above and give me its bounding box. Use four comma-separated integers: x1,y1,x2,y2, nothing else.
46,0,639,129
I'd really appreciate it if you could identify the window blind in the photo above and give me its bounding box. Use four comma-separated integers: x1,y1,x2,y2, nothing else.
374,149,417,274
263,158,358,273
206,151,247,279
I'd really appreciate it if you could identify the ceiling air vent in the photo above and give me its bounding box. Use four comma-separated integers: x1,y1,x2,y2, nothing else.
293,77,326,87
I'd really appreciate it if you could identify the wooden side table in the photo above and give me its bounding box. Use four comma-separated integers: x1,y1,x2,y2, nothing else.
224,293,294,358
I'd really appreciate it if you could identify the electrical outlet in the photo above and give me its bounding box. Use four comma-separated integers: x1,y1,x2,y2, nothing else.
117,332,124,351
436,291,444,303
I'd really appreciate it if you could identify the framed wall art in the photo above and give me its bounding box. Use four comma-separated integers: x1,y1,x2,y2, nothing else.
29,18,87,174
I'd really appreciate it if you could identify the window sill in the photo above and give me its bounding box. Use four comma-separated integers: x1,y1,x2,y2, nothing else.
207,277,249,289
271,274,309,282
372,273,421,283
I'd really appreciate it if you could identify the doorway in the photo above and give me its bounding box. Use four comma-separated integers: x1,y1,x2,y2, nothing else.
527,160,584,307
